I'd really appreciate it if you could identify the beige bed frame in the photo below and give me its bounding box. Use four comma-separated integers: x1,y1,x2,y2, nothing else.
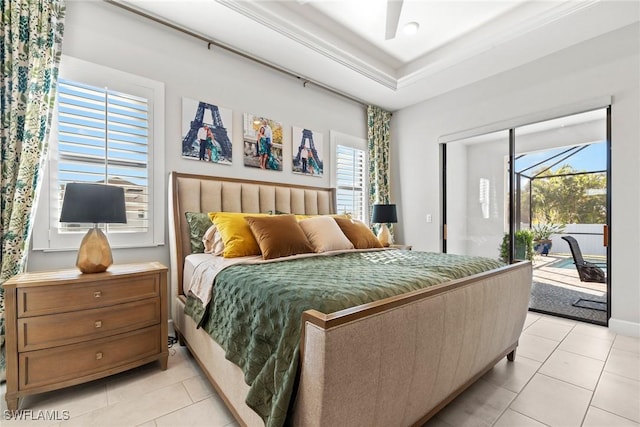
168,171,532,427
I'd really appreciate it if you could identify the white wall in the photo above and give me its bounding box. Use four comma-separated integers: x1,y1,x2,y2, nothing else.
393,23,640,335
27,2,366,271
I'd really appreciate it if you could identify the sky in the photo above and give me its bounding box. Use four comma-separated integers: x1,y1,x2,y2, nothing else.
515,142,607,177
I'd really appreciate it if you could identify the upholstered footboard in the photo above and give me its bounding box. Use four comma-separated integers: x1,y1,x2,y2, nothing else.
292,262,532,427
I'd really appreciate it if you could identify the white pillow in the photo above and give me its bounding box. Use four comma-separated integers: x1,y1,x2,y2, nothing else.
298,216,354,252
202,224,224,255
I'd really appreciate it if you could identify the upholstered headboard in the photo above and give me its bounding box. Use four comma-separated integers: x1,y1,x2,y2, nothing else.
168,172,336,295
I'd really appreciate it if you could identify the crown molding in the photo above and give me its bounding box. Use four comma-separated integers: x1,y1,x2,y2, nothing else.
216,0,398,90
218,0,609,94
397,0,602,89
110,0,637,110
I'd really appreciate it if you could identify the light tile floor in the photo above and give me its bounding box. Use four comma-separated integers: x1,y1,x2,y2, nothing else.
1,312,638,426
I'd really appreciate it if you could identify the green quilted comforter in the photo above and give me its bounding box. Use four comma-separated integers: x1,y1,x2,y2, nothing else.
185,250,504,427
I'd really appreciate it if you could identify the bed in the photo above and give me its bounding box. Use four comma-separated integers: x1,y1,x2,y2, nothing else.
168,171,532,427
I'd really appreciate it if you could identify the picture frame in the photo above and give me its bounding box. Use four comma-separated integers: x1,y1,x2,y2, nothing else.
292,126,323,177
242,113,283,171
181,98,233,165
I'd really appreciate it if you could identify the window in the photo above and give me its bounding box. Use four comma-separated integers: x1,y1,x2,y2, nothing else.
33,56,164,250
331,131,367,221
56,79,149,233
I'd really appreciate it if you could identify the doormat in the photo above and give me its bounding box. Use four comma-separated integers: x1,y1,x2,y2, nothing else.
529,282,607,325
572,298,607,312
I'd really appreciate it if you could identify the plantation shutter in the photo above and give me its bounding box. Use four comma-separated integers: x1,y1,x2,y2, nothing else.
336,144,365,220
56,78,149,233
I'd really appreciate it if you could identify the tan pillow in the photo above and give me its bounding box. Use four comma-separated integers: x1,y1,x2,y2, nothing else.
245,215,314,260
294,213,351,221
334,218,384,249
202,224,224,255
298,216,354,252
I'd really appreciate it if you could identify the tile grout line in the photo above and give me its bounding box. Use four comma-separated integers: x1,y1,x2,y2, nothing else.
491,314,562,426
544,319,621,426
577,320,617,426
496,317,575,426
504,407,553,427
148,380,197,427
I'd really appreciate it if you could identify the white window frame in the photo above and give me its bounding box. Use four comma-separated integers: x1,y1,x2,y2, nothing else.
33,56,165,251
330,130,368,223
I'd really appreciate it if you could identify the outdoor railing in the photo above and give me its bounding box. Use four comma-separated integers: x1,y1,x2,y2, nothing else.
549,224,606,256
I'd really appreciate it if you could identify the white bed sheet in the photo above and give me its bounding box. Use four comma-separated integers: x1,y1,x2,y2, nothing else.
183,253,213,289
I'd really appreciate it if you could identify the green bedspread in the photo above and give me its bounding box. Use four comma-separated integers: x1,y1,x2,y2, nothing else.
185,250,504,427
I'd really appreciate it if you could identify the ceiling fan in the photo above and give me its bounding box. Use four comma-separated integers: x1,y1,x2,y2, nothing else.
385,0,404,40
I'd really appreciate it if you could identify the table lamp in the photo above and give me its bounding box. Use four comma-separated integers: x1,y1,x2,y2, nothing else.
59,183,127,273
371,204,397,247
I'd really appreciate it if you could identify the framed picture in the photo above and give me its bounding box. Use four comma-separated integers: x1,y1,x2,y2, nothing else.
243,113,283,171
292,126,323,177
181,98,232,165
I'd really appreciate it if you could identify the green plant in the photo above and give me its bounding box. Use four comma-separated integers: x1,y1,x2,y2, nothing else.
531,223,565,241
499,229,535,263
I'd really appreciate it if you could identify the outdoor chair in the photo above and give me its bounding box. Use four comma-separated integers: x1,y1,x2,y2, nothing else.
561,236,606,283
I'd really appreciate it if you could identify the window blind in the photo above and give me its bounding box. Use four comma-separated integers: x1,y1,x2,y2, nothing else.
336,144,365,220
56,78,149,233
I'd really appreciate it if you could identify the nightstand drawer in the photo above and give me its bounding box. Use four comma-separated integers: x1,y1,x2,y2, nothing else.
18,298,161,351
19,325,161,390
18,275,160,317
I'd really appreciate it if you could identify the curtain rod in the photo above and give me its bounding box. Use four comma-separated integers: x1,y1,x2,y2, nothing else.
104,0,368,108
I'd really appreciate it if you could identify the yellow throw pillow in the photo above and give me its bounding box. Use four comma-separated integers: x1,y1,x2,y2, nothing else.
207,212,269,258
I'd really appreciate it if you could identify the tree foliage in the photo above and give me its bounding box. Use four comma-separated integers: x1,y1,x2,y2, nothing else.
530,165,606,224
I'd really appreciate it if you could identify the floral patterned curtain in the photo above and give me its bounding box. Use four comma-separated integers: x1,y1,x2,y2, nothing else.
0,0,66,381
367,105,393,234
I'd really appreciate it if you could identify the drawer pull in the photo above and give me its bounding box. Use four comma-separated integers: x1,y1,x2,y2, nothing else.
95,352,103,360
95,320,102,328
94,291,102,298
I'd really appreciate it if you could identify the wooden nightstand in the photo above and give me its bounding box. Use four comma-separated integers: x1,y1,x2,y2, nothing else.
3,262,168,411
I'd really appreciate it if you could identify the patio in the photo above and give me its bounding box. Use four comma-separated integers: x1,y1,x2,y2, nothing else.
530,253,607,325
512,136,608,325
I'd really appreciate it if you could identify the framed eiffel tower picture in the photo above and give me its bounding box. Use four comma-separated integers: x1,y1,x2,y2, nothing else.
181,98,233,165
292,126,324,177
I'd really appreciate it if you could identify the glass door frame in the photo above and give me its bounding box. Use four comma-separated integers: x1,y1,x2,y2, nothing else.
441,106,611,323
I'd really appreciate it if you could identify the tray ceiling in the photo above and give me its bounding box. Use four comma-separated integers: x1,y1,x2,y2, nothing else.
113,0,639,110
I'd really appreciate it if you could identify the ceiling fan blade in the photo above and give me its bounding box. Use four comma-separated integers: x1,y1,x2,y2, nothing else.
385,0,404,40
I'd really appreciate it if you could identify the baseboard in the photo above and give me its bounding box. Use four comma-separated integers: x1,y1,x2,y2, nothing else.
608,317,640,337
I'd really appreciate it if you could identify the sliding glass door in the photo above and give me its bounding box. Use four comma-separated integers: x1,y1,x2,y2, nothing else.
443,130,510,259
442,108,610,325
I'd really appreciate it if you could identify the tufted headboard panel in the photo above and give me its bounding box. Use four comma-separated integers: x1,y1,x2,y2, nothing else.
168,172,336,295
